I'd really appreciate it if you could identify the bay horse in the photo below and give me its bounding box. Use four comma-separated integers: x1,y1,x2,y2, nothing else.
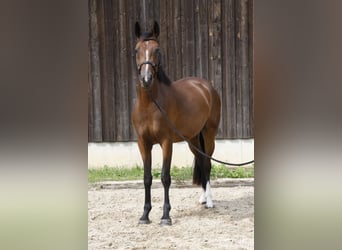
132,21,221,225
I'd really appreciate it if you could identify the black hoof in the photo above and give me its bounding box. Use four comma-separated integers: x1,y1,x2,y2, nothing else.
139,219,151,224
160,218,172,226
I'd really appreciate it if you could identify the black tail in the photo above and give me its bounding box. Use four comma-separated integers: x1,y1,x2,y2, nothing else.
193,132,206,185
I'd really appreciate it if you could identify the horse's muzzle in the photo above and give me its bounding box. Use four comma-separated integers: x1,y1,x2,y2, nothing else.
141,74,153,89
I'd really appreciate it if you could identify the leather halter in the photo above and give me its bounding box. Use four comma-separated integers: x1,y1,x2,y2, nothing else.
137,61,158,74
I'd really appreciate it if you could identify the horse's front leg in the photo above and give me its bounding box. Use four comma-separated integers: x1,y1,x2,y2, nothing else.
137,138,153,224
160,140,172,226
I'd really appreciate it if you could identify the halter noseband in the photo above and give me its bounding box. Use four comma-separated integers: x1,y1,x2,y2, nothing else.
137,61,158,74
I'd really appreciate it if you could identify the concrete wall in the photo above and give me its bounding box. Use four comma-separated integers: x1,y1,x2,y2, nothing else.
88,139,254,169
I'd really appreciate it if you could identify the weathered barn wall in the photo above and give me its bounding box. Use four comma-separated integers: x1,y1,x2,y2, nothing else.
88,0,253,142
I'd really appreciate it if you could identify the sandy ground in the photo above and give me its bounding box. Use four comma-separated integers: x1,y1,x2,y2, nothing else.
88,180,254,250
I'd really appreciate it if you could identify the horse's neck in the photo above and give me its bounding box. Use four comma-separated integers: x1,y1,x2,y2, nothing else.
137,80,159,107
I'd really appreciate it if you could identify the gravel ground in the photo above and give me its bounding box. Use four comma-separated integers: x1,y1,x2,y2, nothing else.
88,180,254,250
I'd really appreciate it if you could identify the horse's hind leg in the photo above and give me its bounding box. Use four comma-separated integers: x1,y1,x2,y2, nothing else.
189,135,203,185
201,129,215,208
189,134,213,207
200,94,220,207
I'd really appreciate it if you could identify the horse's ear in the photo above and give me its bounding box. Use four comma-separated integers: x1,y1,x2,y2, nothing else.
135,22,141,38
152,21,160,38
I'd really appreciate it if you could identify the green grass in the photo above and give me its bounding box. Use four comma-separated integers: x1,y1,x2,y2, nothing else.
88,165,143,183
88,164,254,183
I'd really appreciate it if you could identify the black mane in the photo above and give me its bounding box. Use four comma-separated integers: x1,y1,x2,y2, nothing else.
157,66,172,85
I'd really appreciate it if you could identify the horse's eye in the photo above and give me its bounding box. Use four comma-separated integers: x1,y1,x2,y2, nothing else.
134,48,138,54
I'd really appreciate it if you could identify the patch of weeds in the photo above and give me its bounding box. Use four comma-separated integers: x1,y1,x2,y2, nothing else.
211,165,254,179
88,164,254,183
88,165,144,183
171,166,193,183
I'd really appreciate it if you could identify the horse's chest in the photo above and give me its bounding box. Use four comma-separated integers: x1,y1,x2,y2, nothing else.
133,109,163,140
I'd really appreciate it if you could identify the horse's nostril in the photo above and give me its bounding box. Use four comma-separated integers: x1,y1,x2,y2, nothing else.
141,74,153,89
142,74,152,83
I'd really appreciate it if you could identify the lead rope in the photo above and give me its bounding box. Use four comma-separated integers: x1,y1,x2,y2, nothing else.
148,91,254,167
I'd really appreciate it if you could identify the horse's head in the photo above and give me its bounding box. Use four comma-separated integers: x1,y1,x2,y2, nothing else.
134,21,161,89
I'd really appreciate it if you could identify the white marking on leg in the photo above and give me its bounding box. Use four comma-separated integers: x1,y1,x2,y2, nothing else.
199,192,206,204
205,181,214,208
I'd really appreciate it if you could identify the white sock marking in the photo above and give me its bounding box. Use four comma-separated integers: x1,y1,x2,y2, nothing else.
205,181,214,208
199,192,206,204
198,181,214,208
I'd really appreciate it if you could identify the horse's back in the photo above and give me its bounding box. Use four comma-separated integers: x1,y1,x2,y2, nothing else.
178,77,221,126
173,77,214,91
163,77,221,139
171,77,220,111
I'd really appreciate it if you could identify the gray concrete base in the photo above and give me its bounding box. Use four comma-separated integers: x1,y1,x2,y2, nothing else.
88,139,254,168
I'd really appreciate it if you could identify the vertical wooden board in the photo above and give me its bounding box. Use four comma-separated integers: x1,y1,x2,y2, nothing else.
194,0,200,76
128,0,138,140
88,0,94,141
88,62,93,141
248,0,254,137
222,0,237,138
173,0,182,80
220,0,228,138
212,0,223,137
100,0,116,141
239,0,250,138
140,0,156,28
235,0,243,138
164,0,170,77
139,0,145,28
180,0,195,77
180,0,186,76
212,0,222,88
109,0,120,141
88,39,94,141
159,0,169,78
88,86,93,141
115,0,130,141
97,0,106,142
166,0,175,80
227,0,237,138
199,0,209,80
184,0,195,77
145,0,155,25
139,0,147,29
153,0,160,24
222,0,238,139
207,0,213,84
88,0,103,141
237,0,244,138
95,0,103,141
134,0,141,24
208,0,224,138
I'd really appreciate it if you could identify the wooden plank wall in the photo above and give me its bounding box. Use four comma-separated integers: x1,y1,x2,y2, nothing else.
88,0,253,142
